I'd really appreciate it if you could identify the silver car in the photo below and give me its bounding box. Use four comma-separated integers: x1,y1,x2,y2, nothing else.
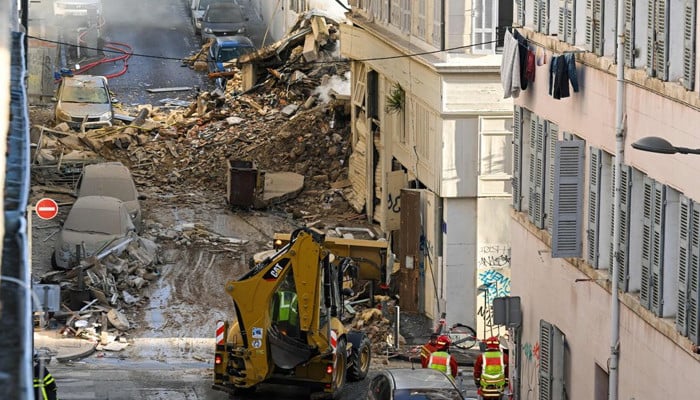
191,0,237,34
52,196,136,269
54,75,114,131
368,368,466,400
200,3,249,42
76,162,143,232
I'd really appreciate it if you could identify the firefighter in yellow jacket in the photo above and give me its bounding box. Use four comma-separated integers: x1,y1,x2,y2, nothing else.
34,351,58,400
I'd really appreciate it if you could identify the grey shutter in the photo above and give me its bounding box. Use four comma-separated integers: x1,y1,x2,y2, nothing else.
546,122,559,232
624,0,636,67
683,0,696,90
535,0,542,33
559,0,576,44
641,176,654,309
516,0,524,26
390,0,401,26
650,182,666,316
677,196,691,335
539,320,553,400
401,0,411,33
529,118,546,229
617,165,632,290
535,0,550,34
689,201,700,344
382,0,390,22
648,0,670,79
512,107,523,211
656,0,669,80
587,148,602,267
528,117,538,221
552,140,585,258
586,0,604,55
416,0,425,38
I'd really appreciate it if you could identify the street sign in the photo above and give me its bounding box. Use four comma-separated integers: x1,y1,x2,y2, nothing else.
35,198,59,220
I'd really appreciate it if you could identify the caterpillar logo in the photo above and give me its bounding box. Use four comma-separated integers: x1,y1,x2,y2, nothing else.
263,258,290,281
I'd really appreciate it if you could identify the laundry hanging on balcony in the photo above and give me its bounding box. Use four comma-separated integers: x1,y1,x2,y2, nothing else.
501,28,537,99
549,53,579,99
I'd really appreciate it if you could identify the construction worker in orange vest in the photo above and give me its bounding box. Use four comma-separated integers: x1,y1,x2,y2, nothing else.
474,336,508,399
421,334,459,379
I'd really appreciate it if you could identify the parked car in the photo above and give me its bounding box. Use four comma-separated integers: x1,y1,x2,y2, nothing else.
368,368,465,400
52,196,136,269
207,35,255,88
53,75,114,131
76,162,143,232
200,3,249,42
191,0,237,34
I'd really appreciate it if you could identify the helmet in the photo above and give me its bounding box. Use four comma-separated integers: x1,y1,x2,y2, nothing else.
435,335,451,350
485,336,500,350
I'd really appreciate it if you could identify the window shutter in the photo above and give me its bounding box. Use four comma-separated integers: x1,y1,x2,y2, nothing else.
656,0,669,81
677,196,691,335
512,107,523,211
587,148,602,267
401,0,411,33
586,0,604,54
390,0,401,27
552,140,584,258
431,0,442,47
683,0,696,90
539,320,553,400
416,0,426,38
624,0,636,67
641,176,654,309
381,0,389,22
516,0,524,26
546,122,559,232
559,0,576,44
529,117,538,222
535,0,542,33
529,118,547,229
617,165,632,290
650,181,666,316
534,0,549,34
689,200,700,344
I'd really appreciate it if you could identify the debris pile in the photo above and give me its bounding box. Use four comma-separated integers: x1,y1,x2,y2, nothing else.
37,236,161,349
346,295,406,355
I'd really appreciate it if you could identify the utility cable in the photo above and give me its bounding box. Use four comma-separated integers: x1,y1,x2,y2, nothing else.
27,34,501,64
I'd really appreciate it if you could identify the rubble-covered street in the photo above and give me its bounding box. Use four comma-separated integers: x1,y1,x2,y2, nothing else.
30,10,406,371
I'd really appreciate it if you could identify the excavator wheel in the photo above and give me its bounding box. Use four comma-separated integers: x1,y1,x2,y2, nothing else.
330,337,348,399
347,335,371,381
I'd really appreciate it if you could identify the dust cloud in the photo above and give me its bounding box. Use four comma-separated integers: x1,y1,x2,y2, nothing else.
313,70,351,104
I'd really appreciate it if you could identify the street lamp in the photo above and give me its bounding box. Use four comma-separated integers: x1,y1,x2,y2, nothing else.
632,136,700,155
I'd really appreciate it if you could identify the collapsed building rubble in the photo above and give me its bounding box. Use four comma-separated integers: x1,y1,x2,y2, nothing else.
30,10,387,352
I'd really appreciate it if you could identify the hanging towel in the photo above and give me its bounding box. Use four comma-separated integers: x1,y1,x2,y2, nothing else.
525,49,536,83
500,31,521,99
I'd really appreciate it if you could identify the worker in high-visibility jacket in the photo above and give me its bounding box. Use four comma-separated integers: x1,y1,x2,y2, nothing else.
473,336,508,399
274,290,300,337
424,335,459,379
33,351,58,400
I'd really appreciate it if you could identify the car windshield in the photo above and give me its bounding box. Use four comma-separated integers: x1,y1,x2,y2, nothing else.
217,46,253,62
394,389,463,400
61,84,109,104
206,9,243,23
80,177,137,201
64,206,123,235
198,0,226,11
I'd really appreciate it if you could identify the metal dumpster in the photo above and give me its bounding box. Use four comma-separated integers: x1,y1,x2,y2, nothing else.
226,159,265,207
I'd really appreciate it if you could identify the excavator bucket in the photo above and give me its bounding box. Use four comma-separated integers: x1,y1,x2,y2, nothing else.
268,325,313,369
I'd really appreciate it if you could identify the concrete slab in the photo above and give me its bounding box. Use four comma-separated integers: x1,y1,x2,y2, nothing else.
34,330,97,362
259,172,304,207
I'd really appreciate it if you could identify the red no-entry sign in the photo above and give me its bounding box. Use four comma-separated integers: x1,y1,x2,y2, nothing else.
35,198,59,220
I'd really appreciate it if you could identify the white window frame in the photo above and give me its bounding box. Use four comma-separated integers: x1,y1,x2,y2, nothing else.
473,0,498,54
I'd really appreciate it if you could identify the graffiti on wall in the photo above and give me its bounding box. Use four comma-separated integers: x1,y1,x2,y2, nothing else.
476,244,511,339
522,341,541,400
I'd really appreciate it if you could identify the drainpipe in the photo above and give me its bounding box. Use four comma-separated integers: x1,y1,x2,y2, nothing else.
609,0,626,398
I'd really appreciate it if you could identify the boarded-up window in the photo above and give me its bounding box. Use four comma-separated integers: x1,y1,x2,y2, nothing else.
552,140,584,258
408,97,437,161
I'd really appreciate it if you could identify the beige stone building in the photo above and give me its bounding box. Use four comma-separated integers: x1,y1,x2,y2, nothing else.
340,1,514,332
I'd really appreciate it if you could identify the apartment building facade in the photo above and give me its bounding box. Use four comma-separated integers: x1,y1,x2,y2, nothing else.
510,0,700,398
339,1,514,333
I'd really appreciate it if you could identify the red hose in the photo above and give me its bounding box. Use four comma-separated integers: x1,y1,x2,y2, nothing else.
69,19,133,79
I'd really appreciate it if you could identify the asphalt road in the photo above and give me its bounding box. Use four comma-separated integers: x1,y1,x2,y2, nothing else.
88,0,213,105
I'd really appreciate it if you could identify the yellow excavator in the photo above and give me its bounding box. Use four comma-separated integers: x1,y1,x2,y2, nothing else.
212,228,391,398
